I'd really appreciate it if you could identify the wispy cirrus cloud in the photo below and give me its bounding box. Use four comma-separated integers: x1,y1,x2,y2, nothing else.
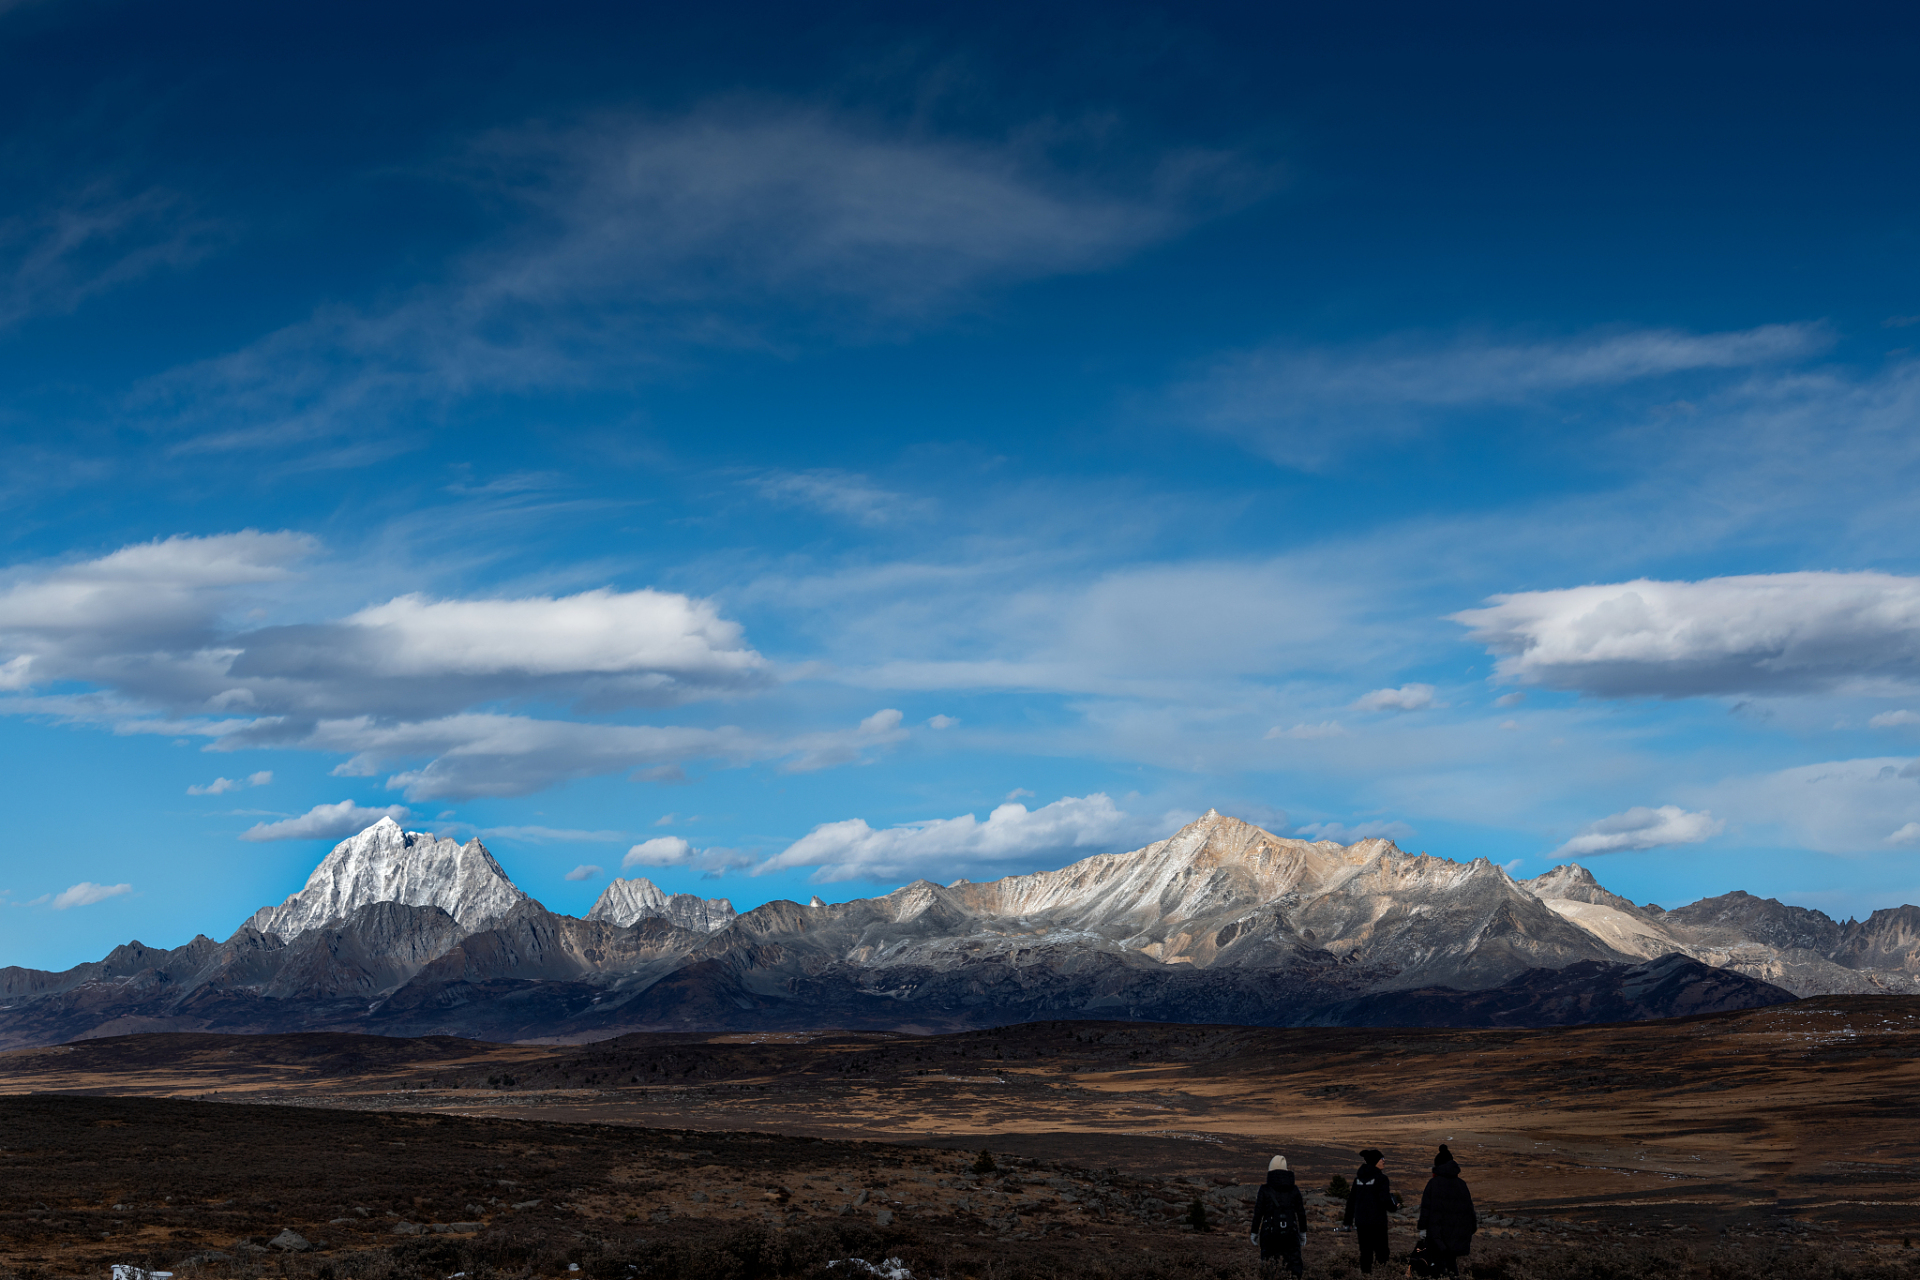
748,469,927,526
1177,323,1827,470
239,800,411,842
143,107,1238,461
0,182,226,330
802,556,1371,701
1266,721,1349,740
479,825,625,843
221,711,899,801
46,881,134,909
775,707,907,774
1699,758,1920,856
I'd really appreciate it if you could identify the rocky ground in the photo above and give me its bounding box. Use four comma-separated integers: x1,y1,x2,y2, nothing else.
1,996,1917,1279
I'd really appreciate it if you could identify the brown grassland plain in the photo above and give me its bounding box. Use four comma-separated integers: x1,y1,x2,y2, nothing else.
0,996,1916,1280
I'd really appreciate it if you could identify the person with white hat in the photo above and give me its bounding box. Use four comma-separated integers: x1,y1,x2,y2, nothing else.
1250,1153,1307,1277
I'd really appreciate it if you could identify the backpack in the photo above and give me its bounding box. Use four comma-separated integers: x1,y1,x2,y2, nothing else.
1407,1239,1448,1278
1258,1190,1298,1244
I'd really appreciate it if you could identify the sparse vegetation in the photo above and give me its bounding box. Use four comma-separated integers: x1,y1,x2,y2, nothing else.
3,1007,1917,1280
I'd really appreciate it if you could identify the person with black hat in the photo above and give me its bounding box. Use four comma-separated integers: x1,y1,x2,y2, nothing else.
1341,1148,1396,1273
1250,1154,1307,1277
1414,1144,1476,1276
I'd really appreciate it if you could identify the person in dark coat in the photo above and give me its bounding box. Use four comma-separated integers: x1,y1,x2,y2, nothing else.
1415,1146,1477,1276
1250,1154,1307,1277
1341,1148,1395,1274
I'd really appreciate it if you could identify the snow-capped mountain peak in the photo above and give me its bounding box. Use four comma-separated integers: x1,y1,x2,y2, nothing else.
586,876,736,933
244,816,528,941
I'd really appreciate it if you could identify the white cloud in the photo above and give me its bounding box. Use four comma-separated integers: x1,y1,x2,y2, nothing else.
1454,572,1920,699
1888,823,1920,846
187,770,272,795
622,835,751,876
624,836,692,867
1354,684,1435,712
0,533,937,801
927,714,958,730
232,586,772,712
1499,720,1520,731
1266,721,1350,739
1294,819,1416,844
1872,710,1920,728
1553,805,1723,856
564,864,603,881
0,532,313,692
1,536,768,725
339,588,766,684
239,800,411,842
1180,323,1826,470
49,881,133,909
756,792,1160,884
1494,692,1526,708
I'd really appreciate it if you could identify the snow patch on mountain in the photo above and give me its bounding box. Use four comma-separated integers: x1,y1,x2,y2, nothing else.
244,816,527,941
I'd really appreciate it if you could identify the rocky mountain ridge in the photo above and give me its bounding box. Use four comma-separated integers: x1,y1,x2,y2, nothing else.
1521,863,1920,995
587,876,737,933
1,810,1909,1048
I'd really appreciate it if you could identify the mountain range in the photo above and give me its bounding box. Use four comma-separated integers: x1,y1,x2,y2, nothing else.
2,811,1914,1049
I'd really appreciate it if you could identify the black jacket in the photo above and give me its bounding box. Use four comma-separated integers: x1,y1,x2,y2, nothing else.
1416,1160,1477,1255
1253,1170,1308,1239
1342,1162,1394,1230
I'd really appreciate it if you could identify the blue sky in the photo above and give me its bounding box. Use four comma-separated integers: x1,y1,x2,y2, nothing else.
5,0,1920,969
